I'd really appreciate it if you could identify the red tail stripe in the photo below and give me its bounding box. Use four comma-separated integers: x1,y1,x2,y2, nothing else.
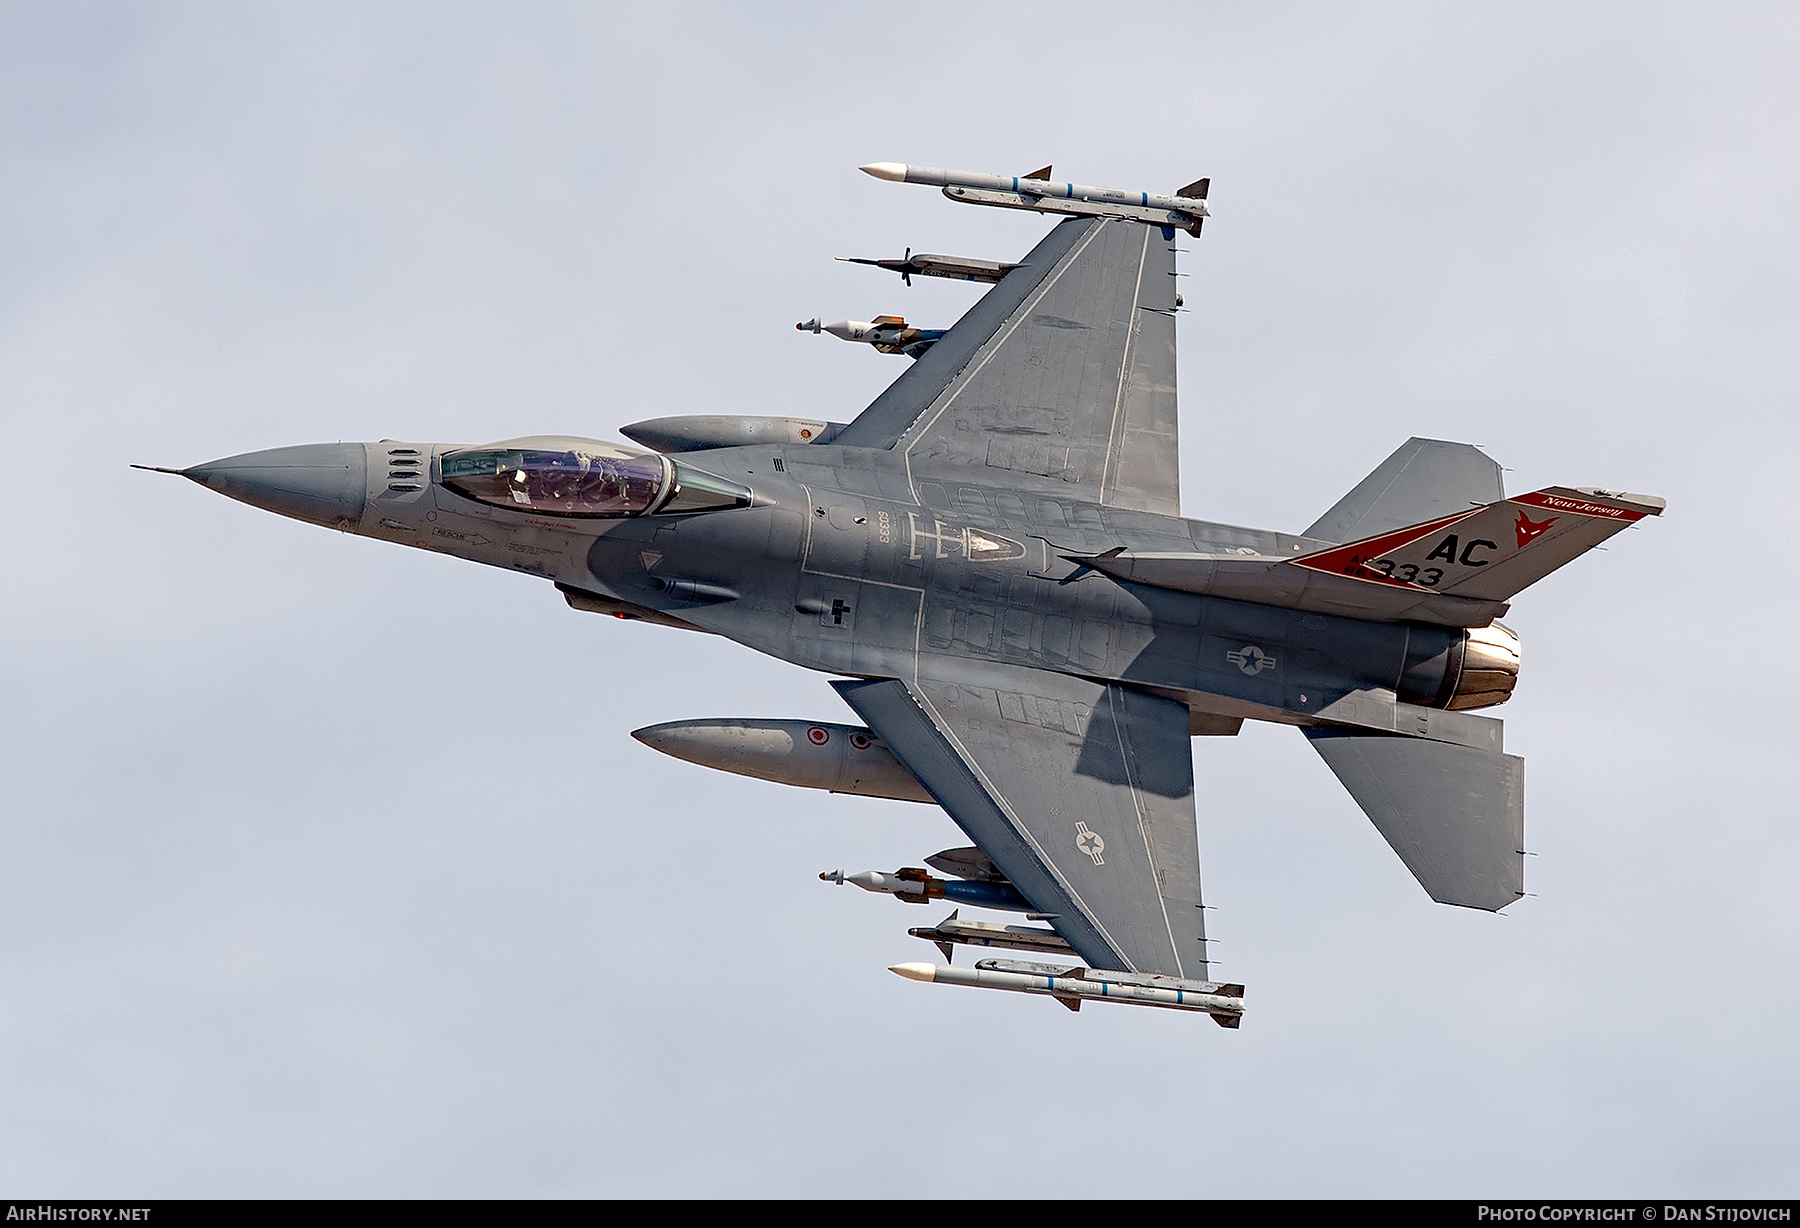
1293,508,1482,581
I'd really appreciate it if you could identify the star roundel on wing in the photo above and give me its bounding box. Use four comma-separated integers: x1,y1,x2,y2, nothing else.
1074,821,1106,865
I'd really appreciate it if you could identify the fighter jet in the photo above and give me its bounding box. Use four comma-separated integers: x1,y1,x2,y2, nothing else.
143,162,1663,1024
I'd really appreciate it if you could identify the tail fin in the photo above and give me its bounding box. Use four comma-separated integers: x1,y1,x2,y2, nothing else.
1294,486,1665,604
1306,438,1505,544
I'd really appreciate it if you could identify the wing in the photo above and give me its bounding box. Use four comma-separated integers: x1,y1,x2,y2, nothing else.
831,217,1182,516
833,661,1208,977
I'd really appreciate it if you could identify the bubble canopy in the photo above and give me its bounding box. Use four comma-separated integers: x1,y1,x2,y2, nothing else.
439,440,752,519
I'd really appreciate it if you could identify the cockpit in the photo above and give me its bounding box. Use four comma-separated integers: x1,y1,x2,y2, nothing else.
439,442,752,519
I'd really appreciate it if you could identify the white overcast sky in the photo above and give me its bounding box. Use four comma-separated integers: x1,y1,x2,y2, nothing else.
2,1,1797,1197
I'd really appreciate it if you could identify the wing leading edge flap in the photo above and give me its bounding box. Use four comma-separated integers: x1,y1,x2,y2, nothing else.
1304,729,1524,911
833,665,1207,977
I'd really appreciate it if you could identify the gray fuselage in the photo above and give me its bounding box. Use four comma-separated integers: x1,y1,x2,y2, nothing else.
321,437,1471,736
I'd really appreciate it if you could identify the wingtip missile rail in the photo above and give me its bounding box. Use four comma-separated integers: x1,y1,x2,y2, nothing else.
859,162,1210,235
890,959,1246,1024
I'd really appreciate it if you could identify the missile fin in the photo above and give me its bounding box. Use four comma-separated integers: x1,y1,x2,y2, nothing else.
1024,165,1052,180
1177,177,1210,199
1054,995,1081,1012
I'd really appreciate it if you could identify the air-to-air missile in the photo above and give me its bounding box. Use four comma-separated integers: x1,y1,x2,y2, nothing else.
858,162,1210,235
907,909,1075,962
631,718,933,803
890,958,1246,1024
796,315,945,359
837,250,1018,286
820,867,1033,913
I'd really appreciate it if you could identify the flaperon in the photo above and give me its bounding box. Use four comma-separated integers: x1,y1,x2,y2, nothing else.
140,161,1663,1023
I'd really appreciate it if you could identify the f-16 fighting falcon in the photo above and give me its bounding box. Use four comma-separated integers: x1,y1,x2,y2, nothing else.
141,161,1664,1026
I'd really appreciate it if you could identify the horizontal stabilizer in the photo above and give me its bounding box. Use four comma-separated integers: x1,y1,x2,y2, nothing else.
1304,729,1524,911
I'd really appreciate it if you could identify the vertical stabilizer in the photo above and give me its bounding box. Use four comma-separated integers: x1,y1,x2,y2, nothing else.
1307,438,1504,543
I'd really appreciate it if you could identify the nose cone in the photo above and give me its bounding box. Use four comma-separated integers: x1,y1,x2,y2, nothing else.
184,443,368,530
